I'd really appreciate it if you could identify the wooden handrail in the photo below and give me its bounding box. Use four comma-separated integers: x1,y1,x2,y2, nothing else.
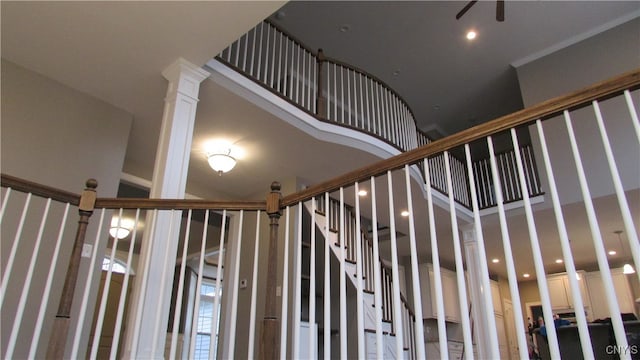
95,198,265,210
282,69,640,206
1,174,81,205
0,174,266,211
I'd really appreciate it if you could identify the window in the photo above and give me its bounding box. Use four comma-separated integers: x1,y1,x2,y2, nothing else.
193,281,222,360
101,257,128,274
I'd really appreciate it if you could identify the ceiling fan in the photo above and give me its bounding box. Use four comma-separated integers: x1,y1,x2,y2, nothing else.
456,0,505,22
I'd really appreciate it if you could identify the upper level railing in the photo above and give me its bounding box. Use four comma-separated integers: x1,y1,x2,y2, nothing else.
215,20,548,210
217,20,419,153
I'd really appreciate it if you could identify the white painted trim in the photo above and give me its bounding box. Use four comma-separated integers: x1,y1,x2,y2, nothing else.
120,172,203,199
512,10,640,68
478,194,545,217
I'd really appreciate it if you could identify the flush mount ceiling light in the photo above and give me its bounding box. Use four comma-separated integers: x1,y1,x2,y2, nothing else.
110,217,135,239
623,263,636,274
204,140,243,176
207,150,236,176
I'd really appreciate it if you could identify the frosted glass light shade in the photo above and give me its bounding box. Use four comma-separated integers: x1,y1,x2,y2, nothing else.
110,217,134,239
208,153,236,175
623,263,635,274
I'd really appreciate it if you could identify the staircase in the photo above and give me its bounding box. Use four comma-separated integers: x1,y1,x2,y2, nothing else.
301,197,418,359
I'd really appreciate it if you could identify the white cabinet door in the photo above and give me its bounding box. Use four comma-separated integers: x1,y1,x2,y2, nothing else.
547,275,569,309
419,264,461,323
442,269,462,323
490,280,503,316
546,272,589,310
586,269,635,320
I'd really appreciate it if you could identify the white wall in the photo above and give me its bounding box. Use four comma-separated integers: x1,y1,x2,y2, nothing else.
1,59,133,358
516,18,640,205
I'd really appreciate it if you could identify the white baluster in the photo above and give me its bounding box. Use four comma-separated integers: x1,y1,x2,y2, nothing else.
111,208,138,360
70,209,106,359
464,145,500,357
324,193,331,360
279,207,291,360
248,211,262,358
593,101,640,281
444,152,473,359
309,199,317,360
29,202,70,359
403,165,426,359
563,112,630,358
0,192,32,306
227,210,244,359
533,121,595,358
6,198,51,359
370,178,384,358
386,171,404,357
188,210,210,359
424,159,449,360
0,187,11,224
169,208,190,359
209,210,227,360
624,90,640,144
292,205,302,360
510,128,561,359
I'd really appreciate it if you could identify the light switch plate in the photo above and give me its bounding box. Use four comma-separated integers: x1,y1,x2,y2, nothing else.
81,244,93,258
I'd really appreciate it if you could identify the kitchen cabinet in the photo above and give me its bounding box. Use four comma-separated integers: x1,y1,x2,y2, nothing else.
419,264,462,323
546,271,589,311
585,269,635,321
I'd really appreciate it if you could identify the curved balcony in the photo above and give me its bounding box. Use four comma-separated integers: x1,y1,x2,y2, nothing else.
215,20,543,209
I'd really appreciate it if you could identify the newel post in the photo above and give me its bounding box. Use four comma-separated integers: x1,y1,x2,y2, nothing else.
47,179,98,359
260,181,283,359
316,48,327,119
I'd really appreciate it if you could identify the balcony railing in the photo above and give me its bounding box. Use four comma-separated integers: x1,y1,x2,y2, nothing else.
215,20,544,210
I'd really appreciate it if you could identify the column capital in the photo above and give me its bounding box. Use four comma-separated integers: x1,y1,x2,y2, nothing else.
162,58,210,100
461,224,476,243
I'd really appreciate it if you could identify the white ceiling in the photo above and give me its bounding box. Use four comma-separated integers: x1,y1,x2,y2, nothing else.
2,1,638,280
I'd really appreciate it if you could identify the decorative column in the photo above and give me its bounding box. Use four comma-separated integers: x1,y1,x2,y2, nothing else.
462,225,495,360
260,182,282,359
122,58,209,359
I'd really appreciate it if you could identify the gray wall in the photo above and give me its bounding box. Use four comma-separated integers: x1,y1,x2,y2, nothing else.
517,18,640,205
1,59,132,358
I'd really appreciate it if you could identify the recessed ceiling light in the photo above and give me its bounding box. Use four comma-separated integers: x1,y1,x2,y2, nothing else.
400,210,410,217
339,24,350,33
466,30,477,40
608,250,617,256
555,259,563,264
492,258,499,263
393,70,400,76
523,273,530,278
358,190,368,197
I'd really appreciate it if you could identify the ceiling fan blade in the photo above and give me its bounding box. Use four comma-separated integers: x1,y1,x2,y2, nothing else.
455,0,478,20
496,0,505,22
